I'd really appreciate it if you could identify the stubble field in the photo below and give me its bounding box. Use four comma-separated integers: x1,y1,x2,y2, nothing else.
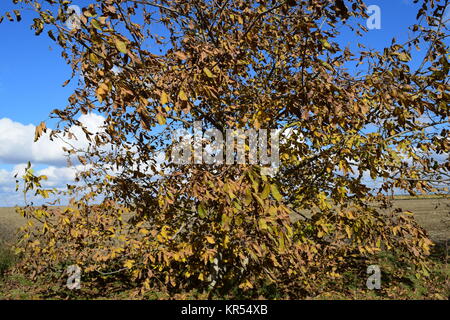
0,197,449,244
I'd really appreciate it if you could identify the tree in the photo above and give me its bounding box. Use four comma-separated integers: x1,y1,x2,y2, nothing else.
3,0,448,297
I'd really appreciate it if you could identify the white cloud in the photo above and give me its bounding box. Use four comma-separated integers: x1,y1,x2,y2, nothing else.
36,165,78,187
0,169,14,193
0,163,91,206
0,119,36,164
0,114,105,206
0,113,105,166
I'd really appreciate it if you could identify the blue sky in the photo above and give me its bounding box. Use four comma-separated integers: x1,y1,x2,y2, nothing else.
0,0,434,124
0,0,447,205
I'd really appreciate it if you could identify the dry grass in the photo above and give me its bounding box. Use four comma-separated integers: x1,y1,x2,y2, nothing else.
390,198,450,244
0,207,25,243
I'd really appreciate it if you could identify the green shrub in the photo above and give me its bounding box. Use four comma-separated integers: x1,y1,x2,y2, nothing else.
0,244,15,277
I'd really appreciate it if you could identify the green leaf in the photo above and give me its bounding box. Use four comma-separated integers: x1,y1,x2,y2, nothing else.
258,219,268,230
198,203,206,218
320,38,332,50
270,184,282,201
91,19,102,31
253,192,265,207
320,61,333,71
261,183,271,200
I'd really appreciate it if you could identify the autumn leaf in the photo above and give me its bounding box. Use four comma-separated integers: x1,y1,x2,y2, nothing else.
160,91,169,105
270,184,282,201
156,113,166,125
198,203,206,218
320,38,332,50
178,89,188,101
34,121,46,142
174,51,188,60
10,0,445,299
203,67,214,78
398,52,411,62
115,38,128,54
124,259,135,269
261,183,271,199
91,19,102,31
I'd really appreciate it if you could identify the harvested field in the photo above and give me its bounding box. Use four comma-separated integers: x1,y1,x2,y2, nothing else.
1,198,448,244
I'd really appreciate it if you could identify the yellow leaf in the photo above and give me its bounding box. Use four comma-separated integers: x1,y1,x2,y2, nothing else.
124,259,135,269
398,52,411,62
205,236,215,244
96,82,110,102
89,52,99,64
270,184,282,201
115,38,127,54
320,38,332,50
156,113,166,125
345,225,352,238
160,91,168,105
223,235,230,248
178,90,188,101
261,183,271,199
258,219,268,230
203,67,214,78
70,229,79,238
239,280,253,289
160,226,169,239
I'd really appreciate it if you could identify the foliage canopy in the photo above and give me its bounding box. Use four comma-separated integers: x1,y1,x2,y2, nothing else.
3,0,449,297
